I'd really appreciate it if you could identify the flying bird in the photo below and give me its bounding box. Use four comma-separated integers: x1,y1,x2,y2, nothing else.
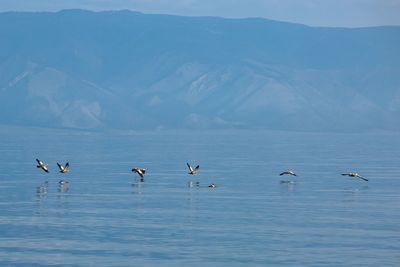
341,172,368,181
57,162,70,173
132,168,146,179
279,170,297,176
59,180,70,186
187,163,200,175
208,183,217,188
36,159,49,173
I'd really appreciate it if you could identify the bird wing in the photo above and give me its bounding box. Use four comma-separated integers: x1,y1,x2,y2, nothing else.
138,172,144,178
195,165,200,171
279,172,286,176
141,169,146,174
36,159,41,165
187,163,194,172
341,173,349,176
57,163,63,171
357,175,368,181
65,162,69,168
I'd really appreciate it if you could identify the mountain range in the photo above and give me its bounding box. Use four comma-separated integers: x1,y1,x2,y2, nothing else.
0,9,399,131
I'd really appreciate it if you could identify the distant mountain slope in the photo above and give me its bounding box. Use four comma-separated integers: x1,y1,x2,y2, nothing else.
0,9,399,131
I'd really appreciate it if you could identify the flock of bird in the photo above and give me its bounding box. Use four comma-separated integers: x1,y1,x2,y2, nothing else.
35,158,368,193
279,170,367,181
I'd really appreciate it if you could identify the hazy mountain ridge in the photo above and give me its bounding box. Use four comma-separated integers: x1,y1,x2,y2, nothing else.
0,10,399,131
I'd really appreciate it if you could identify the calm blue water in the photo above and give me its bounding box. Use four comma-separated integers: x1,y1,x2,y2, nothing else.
0,129,399,266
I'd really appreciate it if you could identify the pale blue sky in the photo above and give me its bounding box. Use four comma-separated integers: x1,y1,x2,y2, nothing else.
0,0,399,27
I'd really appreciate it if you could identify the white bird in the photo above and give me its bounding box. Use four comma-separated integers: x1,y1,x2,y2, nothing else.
36,159,49,173
341,172,368,181
208,183,217,188
187,163,200,175
279,170,297,176
132,168,146,179
57,162,70,173
59,180,70,186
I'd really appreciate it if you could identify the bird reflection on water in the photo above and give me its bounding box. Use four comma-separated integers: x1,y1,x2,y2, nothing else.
343,185,369,194
58,181,70,193
187,181,200,188
279,180,296,192
36,181,49,196
131,178,144,194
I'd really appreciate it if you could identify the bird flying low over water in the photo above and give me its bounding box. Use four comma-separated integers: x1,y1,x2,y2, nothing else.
132,168,146,179
59,180,70,186
187,163,200,175
36,159,49,173
57,162,70,173
341,172,368,181
279,170,297,176
208,183,216,188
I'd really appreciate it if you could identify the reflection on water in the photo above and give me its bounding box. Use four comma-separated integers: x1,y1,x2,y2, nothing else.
58,182,70,193
187,180,200,188
0,130,400,266
343,185,369,193
340,186,370,203
280,180,297,192
131,180,143,195
36,181,49,195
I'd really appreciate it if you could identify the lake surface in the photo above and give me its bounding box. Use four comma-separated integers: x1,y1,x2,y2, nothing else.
0,128,399,266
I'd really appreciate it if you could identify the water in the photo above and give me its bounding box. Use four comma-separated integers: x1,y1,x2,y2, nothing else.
0,128,399,266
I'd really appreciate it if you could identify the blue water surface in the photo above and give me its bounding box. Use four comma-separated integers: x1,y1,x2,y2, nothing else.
0,128,399,266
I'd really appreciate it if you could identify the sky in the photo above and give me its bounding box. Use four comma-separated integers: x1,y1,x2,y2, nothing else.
0,0,399,27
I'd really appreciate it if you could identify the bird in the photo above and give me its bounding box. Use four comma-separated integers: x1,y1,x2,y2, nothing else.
208,183,217,188
36,159,49,173
187,163,200,175
279,170,297,176
341,172,368,181
132,168,146,179
57,162,70,173
59,180,70,186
